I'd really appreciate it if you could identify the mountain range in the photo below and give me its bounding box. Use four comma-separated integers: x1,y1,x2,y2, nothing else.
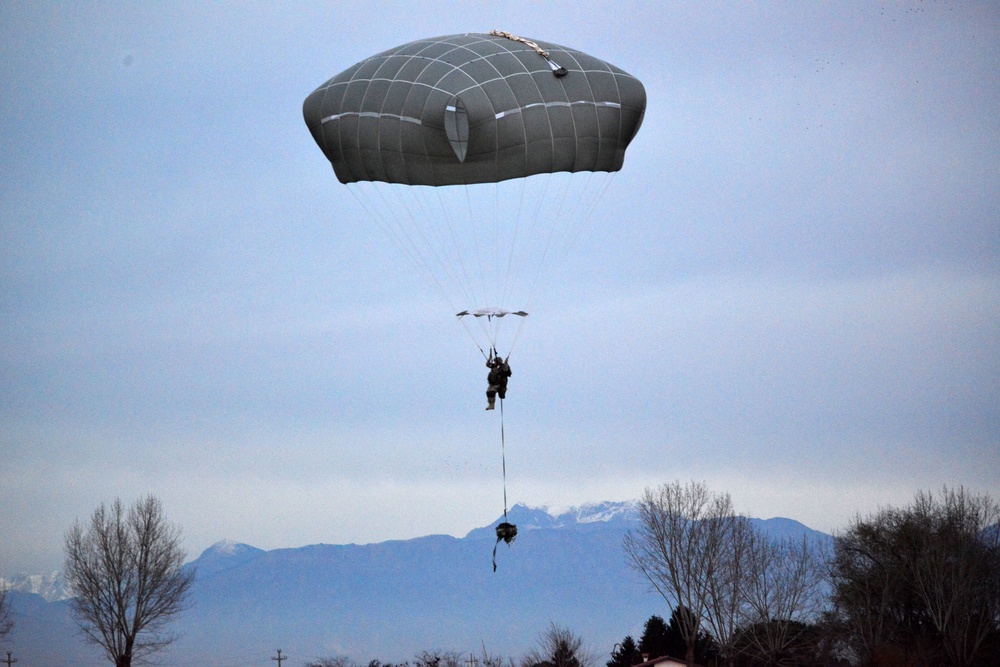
2,501,832,667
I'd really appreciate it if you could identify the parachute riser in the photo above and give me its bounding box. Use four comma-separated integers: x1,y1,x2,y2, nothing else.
492,396,516,572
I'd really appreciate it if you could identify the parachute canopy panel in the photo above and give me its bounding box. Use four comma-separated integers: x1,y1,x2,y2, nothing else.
456,308,529,319
303,32,647,186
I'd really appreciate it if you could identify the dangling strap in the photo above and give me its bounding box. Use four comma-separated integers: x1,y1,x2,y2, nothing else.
492,534,501,572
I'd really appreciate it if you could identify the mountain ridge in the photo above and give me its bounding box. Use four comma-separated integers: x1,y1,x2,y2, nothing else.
5,502,831,666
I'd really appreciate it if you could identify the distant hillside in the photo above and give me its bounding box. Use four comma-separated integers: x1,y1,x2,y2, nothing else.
3,502,831,666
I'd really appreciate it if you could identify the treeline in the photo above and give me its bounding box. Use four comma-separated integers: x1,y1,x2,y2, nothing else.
305,626,588,667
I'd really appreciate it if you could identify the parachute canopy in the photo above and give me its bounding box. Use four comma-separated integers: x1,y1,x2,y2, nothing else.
303,32,646,186
456,308,528,319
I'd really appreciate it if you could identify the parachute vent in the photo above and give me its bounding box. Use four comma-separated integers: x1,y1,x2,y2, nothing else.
547,59,568,77
444,97,469,162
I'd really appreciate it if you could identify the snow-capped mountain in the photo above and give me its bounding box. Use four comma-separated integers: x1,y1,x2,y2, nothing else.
188,539,266,577
4,503,831,666
1,571,70,602
464,500,638,539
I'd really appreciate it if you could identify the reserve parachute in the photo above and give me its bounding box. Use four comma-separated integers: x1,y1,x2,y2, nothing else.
303,31,646,357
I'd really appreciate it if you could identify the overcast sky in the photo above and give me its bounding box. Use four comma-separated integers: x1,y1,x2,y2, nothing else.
2,1,998,576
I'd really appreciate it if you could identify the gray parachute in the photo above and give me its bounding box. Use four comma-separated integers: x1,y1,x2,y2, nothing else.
302,32,646,186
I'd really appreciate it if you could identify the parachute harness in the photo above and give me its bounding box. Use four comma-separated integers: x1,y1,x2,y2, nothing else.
493,395,517,571
490,30,568,77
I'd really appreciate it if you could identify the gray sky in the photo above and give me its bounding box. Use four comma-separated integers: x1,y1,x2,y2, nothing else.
2,1,998,576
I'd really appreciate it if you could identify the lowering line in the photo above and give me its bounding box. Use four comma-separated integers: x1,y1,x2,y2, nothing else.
493,396,517,571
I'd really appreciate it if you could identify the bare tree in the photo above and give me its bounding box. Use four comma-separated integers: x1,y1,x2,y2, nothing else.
701,511,754,666
64,496,195,667
624,481,743,666
829,486,1000,667
414,651,463,667
305,658,355,667
738,532,826,664
828,508,908,664
521,622,593,667
480,643,516,667
0,584,13,642
902,487,1000,667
